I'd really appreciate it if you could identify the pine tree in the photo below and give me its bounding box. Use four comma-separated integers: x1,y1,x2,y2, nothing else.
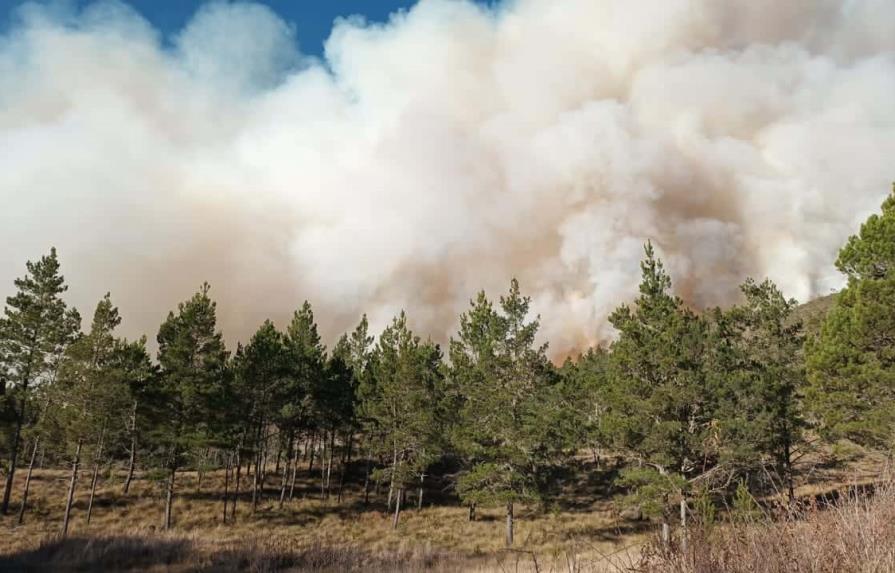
112,336,156,495
154,283,228,530
606,243,712,518
0,248,80,514
233,320,289,511
365,312,443,527
608,243,713,474
285,302,329,496
558,348,612,467
450,280,563,546
710,279,805,500
49,294,131,534
807,187,895,450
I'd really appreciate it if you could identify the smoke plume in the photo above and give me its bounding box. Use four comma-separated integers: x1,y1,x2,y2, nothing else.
1,0,893,355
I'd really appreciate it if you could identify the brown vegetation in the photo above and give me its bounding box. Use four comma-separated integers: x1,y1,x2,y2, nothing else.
643,481,895,573
0,463,644,571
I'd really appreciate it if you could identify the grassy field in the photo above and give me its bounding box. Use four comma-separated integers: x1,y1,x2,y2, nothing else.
0,460,647,571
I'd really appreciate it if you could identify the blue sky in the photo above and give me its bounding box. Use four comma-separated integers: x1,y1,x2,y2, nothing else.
0,0,456,56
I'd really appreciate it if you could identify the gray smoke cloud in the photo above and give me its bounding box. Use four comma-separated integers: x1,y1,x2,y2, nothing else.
1,0,893,356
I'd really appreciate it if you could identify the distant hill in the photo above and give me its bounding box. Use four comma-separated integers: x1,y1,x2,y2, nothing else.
793,293,838,336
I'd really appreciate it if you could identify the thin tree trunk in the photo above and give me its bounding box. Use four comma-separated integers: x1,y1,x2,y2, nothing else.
123,398,138,495
62,440,82,537
222,451,232,524
505,502,514,547
259,440,269,502
1,359,36,516
85,426,106,525
468,502,476,522
337,433,352,503
783,435,795,504
319,431,327,500
680,498,688,553
302,434,310,463
1,414,24,515
417,473,424,510
392,487,403,529
232,448,242,521
387,446,398,512
17,437,39,525
289,443,299,501
324,430,335,500
362,444,372,506
279,435,293,508
251,448,261,512
308,432,317,473
164,464,176,531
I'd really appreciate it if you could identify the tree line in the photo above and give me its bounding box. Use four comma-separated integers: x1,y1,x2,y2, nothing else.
1,186,893,546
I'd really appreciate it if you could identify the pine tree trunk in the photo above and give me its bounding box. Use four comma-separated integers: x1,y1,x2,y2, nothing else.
279,435,293,508
232,448,242,521
362,446,372,506
222,451,232,524
123,399,138,495
505,502,514,547
319,431,327,500
324,430,335,500
62,440,82,537
392,487,403,529
308,433,316,473
258,441,268,504
783,436,795,504
251,448,260,513
289,444,299,501
164,464,176,531
417,473,424,510
1,361,36,517
17,437,39,525
85,427,106,525
387,446,398,512
468,502,476,522
1,414,24,515
337,433,352,503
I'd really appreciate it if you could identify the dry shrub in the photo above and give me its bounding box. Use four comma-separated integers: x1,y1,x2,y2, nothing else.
642,483,895,573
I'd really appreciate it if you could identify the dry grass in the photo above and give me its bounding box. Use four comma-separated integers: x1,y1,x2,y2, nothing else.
643,482,895,573
8,453,885,571
0,466,645,571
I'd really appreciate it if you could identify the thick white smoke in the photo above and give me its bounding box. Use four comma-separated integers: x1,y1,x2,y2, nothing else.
1,0,893,356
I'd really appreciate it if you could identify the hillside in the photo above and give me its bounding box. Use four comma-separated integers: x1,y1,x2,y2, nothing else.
793,292,837,335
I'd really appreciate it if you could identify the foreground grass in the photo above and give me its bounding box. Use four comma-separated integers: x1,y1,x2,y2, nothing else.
644,481,895,573
0,465,645,571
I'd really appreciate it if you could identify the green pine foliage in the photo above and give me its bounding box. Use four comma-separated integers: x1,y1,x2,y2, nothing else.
364,312,443,525
807,187,895,449
450,280,567,544
0,248,80,514
606,243,713,479
154,283,229,529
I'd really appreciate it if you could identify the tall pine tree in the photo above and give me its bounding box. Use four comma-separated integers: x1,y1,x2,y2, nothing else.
0,248,80,514
450,280,562,546
154,283,228,530
807,187,895,450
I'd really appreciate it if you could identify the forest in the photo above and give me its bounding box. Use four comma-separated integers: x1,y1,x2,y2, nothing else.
1,186,894,571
